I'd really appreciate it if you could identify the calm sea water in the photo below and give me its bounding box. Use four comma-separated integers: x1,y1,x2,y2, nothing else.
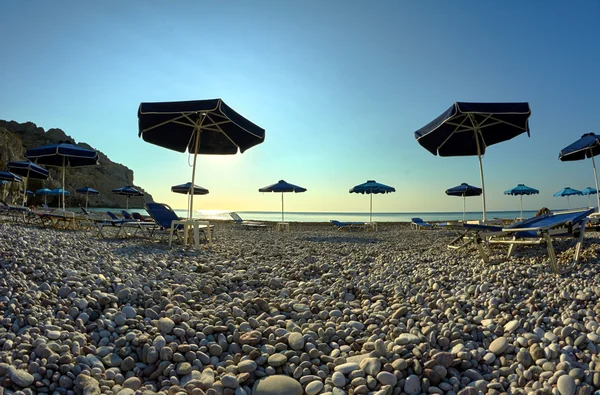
81,208,562,222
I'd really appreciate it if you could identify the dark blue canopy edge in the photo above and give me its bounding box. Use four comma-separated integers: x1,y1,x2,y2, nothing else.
76,187,100,195
171,182,209,195
349,180,395,194
414,102,531,157
7,161,49,179
25,141,99,167
581,187,598,195
559,133,600,161
49,188,70,196
0,171,23,182
259,180,307,193
446,183,482,197
36,188,52,195
138,99,266,155
504,184,539,196
112,186,144,196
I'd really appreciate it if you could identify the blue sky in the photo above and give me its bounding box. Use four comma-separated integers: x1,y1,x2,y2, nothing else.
1,1,599,213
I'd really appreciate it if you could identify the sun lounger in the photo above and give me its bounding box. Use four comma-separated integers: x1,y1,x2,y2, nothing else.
132,212,153,222
147,202,214,246
330,220,369,231
474,208,593,274
439,222,503,250
229,212,267,229
411,218,434,230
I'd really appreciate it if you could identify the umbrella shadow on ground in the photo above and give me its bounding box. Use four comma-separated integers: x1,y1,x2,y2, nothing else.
297,235,381,244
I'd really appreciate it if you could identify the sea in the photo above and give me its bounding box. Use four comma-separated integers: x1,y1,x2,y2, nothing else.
81,208,549,222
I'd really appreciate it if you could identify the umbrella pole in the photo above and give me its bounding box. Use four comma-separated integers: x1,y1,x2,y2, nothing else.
189,120,203,220
463,195,466,222
281,192,284,222
471,117,487,222
62,157,66,211
23,168,30,207
592,155,600,212
86,194,89,210
520,195,523,219
370,193,373,223
567,196,570,209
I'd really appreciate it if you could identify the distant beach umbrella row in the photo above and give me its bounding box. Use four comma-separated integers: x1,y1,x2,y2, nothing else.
504,184,539,218
112,186,143,210
76,187,100,210
7,160,49,207
259,180,307,222
446,183,482,222
350,180,395,223
559,133,600,212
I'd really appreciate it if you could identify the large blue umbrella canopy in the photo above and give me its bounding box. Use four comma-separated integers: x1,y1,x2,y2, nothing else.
553,187,582,209
504,184,539,218
559,133,600,211
0,171,22,182
446,183,482,221
138,99,266,219
25,141,98,210
415,102,531,221
112,186,143,210
7,161,49,206
349,180,395,223
259,180,307,222
76,187,100,210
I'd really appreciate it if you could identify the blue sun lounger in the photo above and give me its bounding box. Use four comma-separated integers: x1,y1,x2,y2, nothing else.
439,222,503,250
411,218,434,230
474,208,593,274
330,220,368,231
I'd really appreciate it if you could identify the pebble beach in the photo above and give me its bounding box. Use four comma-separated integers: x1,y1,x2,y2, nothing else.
1,222,600,395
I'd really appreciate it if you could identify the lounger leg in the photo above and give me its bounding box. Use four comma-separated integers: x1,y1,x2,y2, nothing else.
475,237,490,263
169,225,176,248
573,219,588,266
507,236,517,258
543,233,560,274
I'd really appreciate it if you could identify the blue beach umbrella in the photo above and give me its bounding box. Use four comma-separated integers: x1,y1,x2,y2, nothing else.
259,180,307,222
172,182,209,218
76,187,100,210
138,99,266,219
26,141,99,211
112,186,143,210
553,187,582,209
504,184,539,218
446,183,482,222
559,133,600,211
349,180,395,223
581,187,598,208
49,188,70,208
7,161,49,207
415,102,532,221
36,188,52,205
0,171,22,182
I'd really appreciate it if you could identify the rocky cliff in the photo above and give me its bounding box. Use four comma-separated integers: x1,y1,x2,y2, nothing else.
0,120,153,208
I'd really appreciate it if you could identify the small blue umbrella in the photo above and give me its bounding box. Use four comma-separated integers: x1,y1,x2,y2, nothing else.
581,187,598,208
49,188,70,208
112,186,144,209
26,141,99,210
138,99,266,219
559,133,600,211
349,180,395,223
259,180,307,222
553,187,582,209
415,102,532,221
25,190,34,196
446,183,482,221
7,161,49,206
172,182,209,219
36,188,52,205
76,187,100,210
504,184,539,218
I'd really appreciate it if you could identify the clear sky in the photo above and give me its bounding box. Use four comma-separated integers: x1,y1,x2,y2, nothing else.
1,1,599,213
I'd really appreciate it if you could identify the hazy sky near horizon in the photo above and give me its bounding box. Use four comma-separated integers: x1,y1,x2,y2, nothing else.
1,1,599,213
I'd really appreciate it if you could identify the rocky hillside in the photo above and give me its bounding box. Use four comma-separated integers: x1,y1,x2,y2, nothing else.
0,120,153,208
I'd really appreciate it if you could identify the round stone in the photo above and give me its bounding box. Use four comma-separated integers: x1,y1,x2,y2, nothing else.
489,337,509,355
122,377,142,390
334,362,359,375
122,306,136,319
252,375,303,395
377,371,397,386
267,353,287,367
238,360,257,373
221,374,239,389
305,380,323,395
404,374,421,395
288,332,305,350
332,371,346,387
557,375,576,395
158,317,175,334
9,367,34,387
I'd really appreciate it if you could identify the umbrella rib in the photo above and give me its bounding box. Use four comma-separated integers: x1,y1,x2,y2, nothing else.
206,114,240,147
141,113,198,133
437,115,471,151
